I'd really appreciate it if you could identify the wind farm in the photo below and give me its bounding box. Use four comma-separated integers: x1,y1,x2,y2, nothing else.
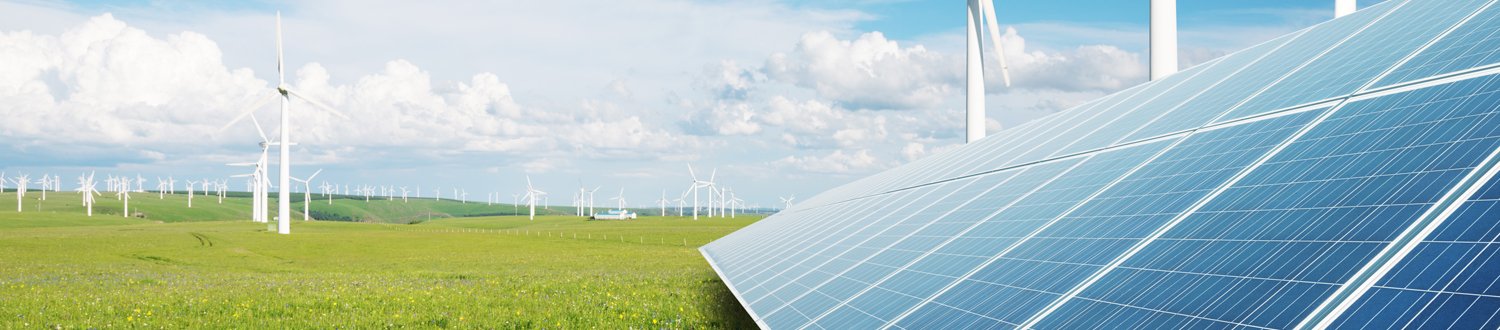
11,0,1500,329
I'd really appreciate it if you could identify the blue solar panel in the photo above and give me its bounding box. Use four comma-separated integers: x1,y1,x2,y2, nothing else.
1037,72,1500,330
1330,179,1500,329
700,1,1500,328
894,106,1325,330
1376,2,1500,88
1222,0,1490,122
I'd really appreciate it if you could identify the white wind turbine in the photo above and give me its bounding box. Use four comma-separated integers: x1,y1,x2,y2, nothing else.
963,0,1013,144
609,188,628,211
229,161,265,223
118,178,132,217
523,176,546,221
779,195,796,211
185,180,198,208
76,172,100,217
656,190,669,217
400,187,410,203
13,174,29,212
290,169,322,221
136,174,146,193
684,163,715,220
221,12,349,235
38,173,49,201
586,186,600,216
460,189,468,204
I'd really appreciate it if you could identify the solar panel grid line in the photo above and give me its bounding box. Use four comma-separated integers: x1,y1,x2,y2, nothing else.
1381,243,1500,330
1373,0,1500,88
871,138,1207,329
728,177,1012,285
812,144,1142,214
1300,89,1500,329
805,14,1317,209
1222,0,1492,123
876,105,1326,327
713,201,869,275
749,179,995,318
904,93,1139,191
785,150,1110,328
806,141,1186,329
1351,61,1500,107
718,191,911,274
1067,295,1279,330
792,123,1098,211
700,248,774,329
753,172,1033,322
1014,98,1359,329
1050,72,1500,330
1099,31,1307,151
1197,0,1411,128
728,189,930,291
1040,57,1234,159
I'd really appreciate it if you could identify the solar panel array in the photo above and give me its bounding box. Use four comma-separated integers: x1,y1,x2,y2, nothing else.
702,0,1500,329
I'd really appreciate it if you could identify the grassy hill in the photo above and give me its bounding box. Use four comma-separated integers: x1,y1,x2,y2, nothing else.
0,191,765,328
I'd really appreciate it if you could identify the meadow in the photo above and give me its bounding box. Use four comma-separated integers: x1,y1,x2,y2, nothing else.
0,190,762,328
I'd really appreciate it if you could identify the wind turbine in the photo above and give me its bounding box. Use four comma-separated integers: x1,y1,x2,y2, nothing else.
135,174,146,193
587,186,600,216
779,195,796,211
656,190,669,217
291,169,322,221
118,178,132,217
76,172,100,217
685,163,715,220
609,188,628,211
186,180,198,208
523,176,546,221
229,161,264,222
400,186,410,203
13,174,29,212
220,12,349,235
38,173,49,201
964,0,1013,143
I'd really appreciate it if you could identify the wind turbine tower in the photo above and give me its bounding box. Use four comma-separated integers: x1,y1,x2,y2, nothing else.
965,0,1012,143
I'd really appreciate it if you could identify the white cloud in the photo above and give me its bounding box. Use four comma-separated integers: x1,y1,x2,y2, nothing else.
773,149,882,174
0,14,698,168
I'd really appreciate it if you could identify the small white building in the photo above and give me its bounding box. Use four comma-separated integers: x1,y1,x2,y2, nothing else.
591,209,637,220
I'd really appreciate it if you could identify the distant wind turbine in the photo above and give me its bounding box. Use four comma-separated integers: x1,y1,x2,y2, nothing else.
290,169,322,221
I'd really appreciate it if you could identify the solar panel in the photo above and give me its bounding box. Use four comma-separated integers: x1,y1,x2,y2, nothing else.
702,0,1500,328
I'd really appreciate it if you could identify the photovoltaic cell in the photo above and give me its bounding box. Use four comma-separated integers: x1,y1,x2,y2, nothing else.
1329,177,1500,329
1222,0,1489,122
1375,2,1500,88
1034,73,1500,330
895,106,1325,330
700,1,1500,328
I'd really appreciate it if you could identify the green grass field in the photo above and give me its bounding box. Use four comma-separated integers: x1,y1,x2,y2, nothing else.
0,191,762,328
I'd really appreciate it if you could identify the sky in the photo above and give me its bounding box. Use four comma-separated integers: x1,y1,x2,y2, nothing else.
0,0,1386,209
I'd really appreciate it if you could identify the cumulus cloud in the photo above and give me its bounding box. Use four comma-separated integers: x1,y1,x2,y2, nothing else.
0,14,697,167
773,149,882,174
757,28,1146,112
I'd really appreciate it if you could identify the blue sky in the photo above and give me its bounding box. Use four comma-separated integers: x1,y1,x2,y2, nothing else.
0,0,1383,208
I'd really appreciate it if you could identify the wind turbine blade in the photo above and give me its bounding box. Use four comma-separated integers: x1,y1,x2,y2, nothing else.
285,88,351,119
307,169,323,181
248,113,270,143
981,0,1012,87
217,93,277,135
687,163,697,180
276,11,284,84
